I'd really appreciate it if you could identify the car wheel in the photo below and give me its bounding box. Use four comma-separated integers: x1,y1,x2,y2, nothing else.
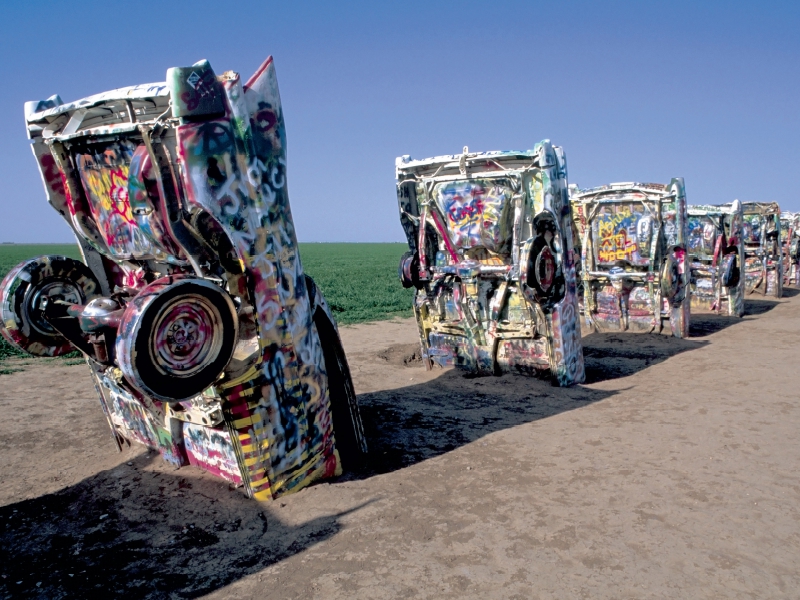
116,277,238,402
670,301,690,339
720,253,739,288
398,251,422,289
660,254,679,299
0,255,100,356
313,304,367,471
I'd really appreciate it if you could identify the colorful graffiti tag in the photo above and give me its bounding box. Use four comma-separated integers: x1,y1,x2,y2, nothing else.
741,202,782,298
396,143,584,386
571,181,690,338
687,202,745,317
434,179,512,251
7,57,365,502
593,202,650,266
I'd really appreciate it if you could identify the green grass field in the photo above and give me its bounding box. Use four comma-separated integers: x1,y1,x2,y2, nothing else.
0,242,414,365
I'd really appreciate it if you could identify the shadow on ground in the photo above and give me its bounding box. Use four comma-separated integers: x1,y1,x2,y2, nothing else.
356,368,619,476
781,288,800,298
355,324,710,476
0,454,373,599
0,305,743,599
745,298,781,315
580,332,707,384
689,313,745,337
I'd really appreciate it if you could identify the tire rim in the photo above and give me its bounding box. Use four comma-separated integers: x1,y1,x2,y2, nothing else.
535,246,556,292
150,294,223,378
25,279,83,336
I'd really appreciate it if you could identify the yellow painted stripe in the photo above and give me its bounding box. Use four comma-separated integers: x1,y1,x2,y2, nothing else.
249,476,270,488
240,438,270,453
219,365,262,389
244,454,270,467
232,413,263,429
252,488,273,501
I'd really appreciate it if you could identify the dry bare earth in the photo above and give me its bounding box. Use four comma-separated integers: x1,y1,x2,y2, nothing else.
1,293,799,599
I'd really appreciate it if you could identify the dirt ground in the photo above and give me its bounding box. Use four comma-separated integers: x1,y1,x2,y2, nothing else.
1,292,800,599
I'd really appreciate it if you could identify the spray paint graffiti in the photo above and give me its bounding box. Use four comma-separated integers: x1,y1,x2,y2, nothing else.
687,202,745,317
570,181,690,338
6,56,366,502
780,212,800,288
395,143,585,386
434,180,512,250
741,202,782,298
75,142,147,256
593,203,650,265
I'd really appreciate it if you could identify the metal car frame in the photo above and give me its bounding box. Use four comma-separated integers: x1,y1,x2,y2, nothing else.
687,202,745,317
741,202,782,298
570,181,690,337
1,57,366,501
395,142,585,386
780,211,799,288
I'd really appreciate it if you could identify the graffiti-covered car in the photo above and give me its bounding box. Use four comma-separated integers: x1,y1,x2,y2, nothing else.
570,181,690,337
741,202,782,297
395,142,585,386
687,202,745,317
780,211,799,288
1,57,366,501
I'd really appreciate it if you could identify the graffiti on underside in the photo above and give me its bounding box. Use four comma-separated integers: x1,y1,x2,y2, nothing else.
593,203,651,266
75,141,154,256
433,179,512,251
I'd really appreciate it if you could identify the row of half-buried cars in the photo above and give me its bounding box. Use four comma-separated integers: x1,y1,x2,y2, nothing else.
2,57,798,502
395,153,799,385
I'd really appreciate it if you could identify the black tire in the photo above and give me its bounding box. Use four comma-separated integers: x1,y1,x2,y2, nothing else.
524,236,565,306
0,255,99,356
398,250,422,289
313,305,368,471
118,279,237,402
721,252,740,288
660,254,679,299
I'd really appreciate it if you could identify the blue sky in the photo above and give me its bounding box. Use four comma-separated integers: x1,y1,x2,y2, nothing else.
0,0,797,242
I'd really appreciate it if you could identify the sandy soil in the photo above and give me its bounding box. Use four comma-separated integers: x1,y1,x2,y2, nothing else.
1,292,799,599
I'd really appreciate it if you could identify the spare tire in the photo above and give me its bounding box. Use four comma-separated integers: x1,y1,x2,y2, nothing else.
116,277,237,402
660,254,680,300
720,253,740,288
312,301,368,471
398,251,422,289
0,255,99,356
523,235,564,306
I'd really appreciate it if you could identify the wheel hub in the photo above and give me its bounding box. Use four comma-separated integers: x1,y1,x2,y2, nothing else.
152,295,222,378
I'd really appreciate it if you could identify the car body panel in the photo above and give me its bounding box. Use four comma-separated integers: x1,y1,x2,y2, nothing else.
570,181,690,337
741,202,782,298
395,142,585,386
780,211,799,288
9,57,365,501
687,202,745,317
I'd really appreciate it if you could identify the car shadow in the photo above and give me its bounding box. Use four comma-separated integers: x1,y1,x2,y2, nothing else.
689,312,744,337
0,453,374,599
781,287,800,298
0,308,737,598
352,325,714,477
581,332,708,384
354,368,618,476
745,298,781,315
